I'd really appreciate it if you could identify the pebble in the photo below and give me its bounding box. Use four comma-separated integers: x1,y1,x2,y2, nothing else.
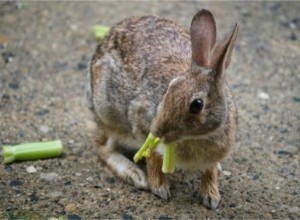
258,92,270,100
9,81,19,90
10,179,22,187
289,206,299,213
39,125,50,134
122,213,134,220
65,203,77,212
85,120,97,131
47,191,63,198
217,163,223,171
276,145,298,157
2,51,14,63
77,62,87,70
106,177,116,184
86,177,94,182
40,172,61,182
34,108,49,116
223,170,232,176
67,214,81,220
289,32,297,41
292,97,300,103
26,165,37,173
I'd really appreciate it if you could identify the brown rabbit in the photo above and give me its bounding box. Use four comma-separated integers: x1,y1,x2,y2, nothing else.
87,9,239,209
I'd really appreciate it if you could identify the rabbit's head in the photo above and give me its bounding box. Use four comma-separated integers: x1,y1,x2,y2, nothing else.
151,9,239,143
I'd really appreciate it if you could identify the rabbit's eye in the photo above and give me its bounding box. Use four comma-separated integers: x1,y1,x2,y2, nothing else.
189,99,203,114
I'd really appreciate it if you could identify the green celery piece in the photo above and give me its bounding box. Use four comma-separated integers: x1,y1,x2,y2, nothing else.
2,140,63,164
133,133,160,163
133,133,176,174
91,25,110,39
162,143,176,173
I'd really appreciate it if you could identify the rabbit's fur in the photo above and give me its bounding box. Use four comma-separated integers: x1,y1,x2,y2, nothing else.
88,9,238,209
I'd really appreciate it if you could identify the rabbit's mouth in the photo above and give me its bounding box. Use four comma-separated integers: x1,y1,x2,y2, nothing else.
156,131,181,144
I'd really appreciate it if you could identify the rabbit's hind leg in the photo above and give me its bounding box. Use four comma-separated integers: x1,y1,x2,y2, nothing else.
95,134,149,190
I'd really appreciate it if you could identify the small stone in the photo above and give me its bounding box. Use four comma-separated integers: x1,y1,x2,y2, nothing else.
10,179,22,187
9,81,19,90
275,186,280,190
48,191,63,199
217,163,223,171
67,214,81,220
39,125,50,134
36,166,43,171
277,150,292,156
75,172,82,176
106,177,116,184
86,177,94,182
289,206,299,213
68,139,75,145
30,192,39,202
276,145,298,157
85,120,97,130
258,92,270,100
252,174,259,180
65,203,77,213
34,108,49,116
70,24,78,31
26,165,37,173
2,51,14,63
292,97,300,103
289,32,297,41
223,170,232,176
77,62,87,70
122,213,134,220
279,128,288,134
4,165,13,172
40,172,61,182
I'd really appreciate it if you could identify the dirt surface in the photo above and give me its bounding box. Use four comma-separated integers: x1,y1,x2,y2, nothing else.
0,1,299,219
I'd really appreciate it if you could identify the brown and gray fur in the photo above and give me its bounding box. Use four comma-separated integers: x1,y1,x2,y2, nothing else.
87,9,239,209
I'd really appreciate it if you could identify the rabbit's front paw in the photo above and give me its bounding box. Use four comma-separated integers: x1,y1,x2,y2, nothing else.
201,192,220,210
200,166,220,209
150,183,171,200
146,152,171,200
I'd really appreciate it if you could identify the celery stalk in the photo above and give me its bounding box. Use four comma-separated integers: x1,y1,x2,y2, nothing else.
2,140,63,164
162,143,176,173
133,133,160,163
133,133,176,174
91,25,110,39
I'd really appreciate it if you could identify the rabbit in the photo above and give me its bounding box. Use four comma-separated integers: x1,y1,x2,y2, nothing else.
87,9,239,210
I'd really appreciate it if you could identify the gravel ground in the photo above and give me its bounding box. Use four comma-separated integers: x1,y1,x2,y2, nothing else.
0,1,299,219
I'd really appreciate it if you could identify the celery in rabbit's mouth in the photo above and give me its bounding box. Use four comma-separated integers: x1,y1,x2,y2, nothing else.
133,133,176,173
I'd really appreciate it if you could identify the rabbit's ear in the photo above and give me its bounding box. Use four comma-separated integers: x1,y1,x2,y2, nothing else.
211,23,239,75
190,9,216,68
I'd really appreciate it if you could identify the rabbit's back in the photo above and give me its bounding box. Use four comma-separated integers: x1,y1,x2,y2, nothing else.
90,16,191,142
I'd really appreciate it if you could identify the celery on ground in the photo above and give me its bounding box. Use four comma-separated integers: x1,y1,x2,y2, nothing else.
2,140,63,164
91,25,110,39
